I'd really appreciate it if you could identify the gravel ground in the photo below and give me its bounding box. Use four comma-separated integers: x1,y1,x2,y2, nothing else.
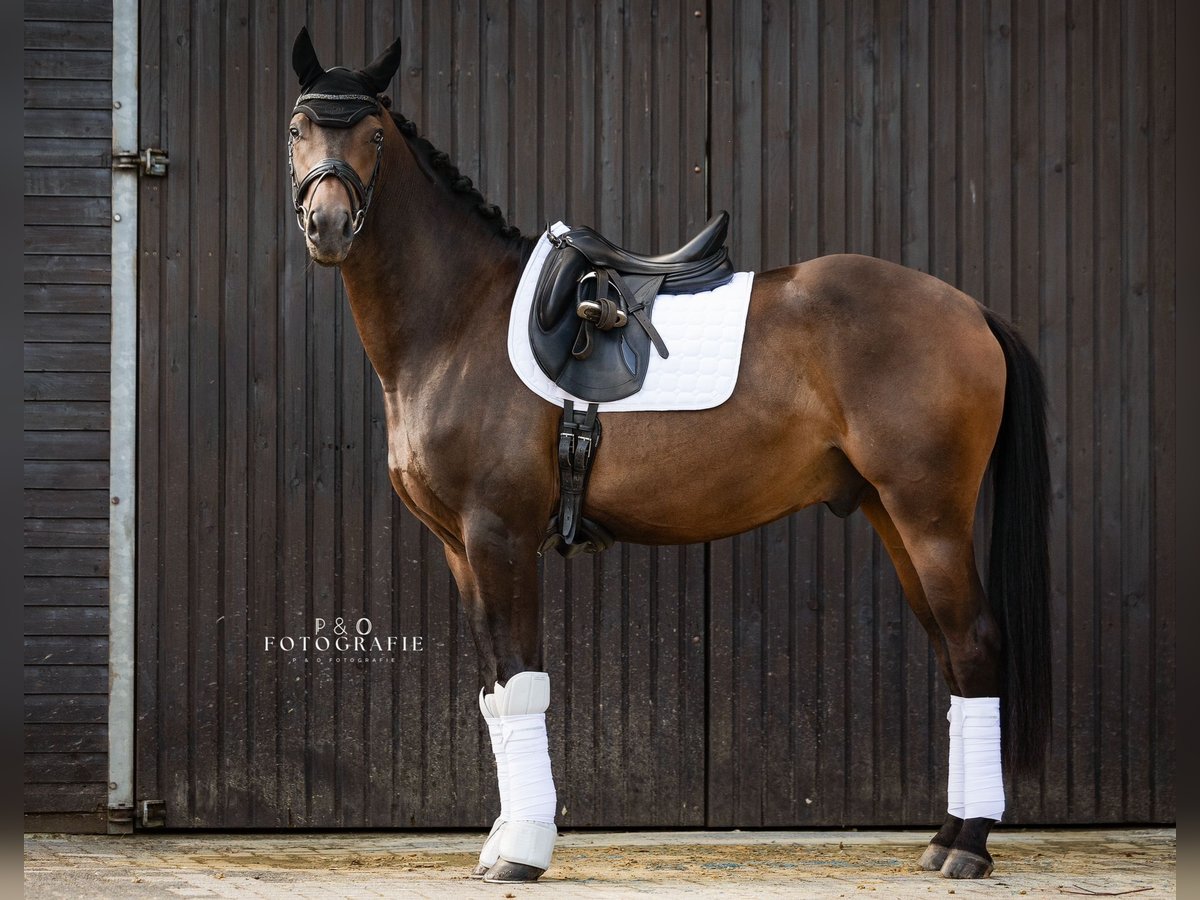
24,828,1175,898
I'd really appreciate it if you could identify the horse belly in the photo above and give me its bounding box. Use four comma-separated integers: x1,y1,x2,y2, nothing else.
583,409,847,545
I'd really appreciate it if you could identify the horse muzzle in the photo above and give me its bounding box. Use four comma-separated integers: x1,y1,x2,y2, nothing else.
304,205,355,265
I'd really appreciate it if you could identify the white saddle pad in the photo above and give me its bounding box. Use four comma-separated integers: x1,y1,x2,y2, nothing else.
507,222,755,412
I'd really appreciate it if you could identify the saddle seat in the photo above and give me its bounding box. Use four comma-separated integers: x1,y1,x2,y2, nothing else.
559,211,730,271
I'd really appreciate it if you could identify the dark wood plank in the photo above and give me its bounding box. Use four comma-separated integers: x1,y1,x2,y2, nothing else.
238,0,280,827
24,666,107,695
24,225,109,255
24,372,109,402
25,518,109,548
24,109,111,139
1149,0,1176,824
24,752,107,783
134,0,165,821
24,196,111,227
154,0,195,827
1119,0,1153,822
24,430,109,460
24,694,108,723
1093,0,1124,824
24,550,109,579
24,313,111,343
24,577,108,606
24,20,111,50
24,489,109,519
23,79,112,111
24,50,112,81
24,400,110,431
23,459,109,489
1038,0,1072,823
24,167,109,198
23,254,111,284
23,138,110,168
24,343,110,373
214,0,253,828
1065,0,1097,821
24,281,111,312
23,782,106,813
23,812,107,833
25,723,107,754
24,0,113,22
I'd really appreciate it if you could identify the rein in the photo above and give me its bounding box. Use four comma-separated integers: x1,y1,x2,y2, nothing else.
288,92,385,236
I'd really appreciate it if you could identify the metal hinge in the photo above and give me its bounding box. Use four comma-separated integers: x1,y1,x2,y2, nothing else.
138,799,166,828
112,148,169,177
107,802,134,834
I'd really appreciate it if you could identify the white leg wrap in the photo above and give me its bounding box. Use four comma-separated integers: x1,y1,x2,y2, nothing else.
490,671,557,870
959,695,1005,821
477,690,510,869
947,695,965,818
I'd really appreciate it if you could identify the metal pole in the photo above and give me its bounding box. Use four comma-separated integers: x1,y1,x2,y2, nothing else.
107,0,139,835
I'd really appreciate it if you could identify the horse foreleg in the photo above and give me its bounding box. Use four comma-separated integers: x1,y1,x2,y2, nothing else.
444,533,557,884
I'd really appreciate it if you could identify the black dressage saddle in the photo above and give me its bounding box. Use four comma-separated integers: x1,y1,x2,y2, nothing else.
529,211,735,403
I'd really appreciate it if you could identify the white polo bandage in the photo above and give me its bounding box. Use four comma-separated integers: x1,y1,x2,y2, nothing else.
488,671,557,871
493,672,556,824
947,695,965,818
958,695,1005,821
477,689,510,868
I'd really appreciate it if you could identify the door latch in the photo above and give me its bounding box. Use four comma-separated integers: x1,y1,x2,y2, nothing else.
112,148,169,177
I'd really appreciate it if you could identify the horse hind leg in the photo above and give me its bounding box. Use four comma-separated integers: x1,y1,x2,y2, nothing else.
861,492,969,872
873,486,1004,880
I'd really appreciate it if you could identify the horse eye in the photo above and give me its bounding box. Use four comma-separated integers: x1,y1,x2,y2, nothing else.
289,125,300,138
372,130,383,144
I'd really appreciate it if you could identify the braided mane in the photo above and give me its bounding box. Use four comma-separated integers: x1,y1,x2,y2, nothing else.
387,106,523,240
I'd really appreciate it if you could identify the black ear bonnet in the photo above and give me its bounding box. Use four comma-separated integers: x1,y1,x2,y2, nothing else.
291,27,402,127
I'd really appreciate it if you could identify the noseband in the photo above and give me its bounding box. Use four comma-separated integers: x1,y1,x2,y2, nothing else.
288,92,384,237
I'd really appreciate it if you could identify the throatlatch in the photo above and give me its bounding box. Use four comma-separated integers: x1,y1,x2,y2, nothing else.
539,400,613,558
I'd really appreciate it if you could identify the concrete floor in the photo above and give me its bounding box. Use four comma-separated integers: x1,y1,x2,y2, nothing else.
24,828,1175,898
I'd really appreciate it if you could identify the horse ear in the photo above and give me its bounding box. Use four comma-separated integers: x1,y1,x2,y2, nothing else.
359,36,403,94
292,27,324,89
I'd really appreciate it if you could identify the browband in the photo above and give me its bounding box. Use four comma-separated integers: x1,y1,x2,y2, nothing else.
293,91,381,128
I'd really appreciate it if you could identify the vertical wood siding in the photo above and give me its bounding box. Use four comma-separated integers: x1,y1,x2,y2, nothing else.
133,0,1173,828
705,0,1174,826
23,0,114,830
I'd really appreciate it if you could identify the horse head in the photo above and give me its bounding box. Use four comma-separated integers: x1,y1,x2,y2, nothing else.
288,27,402,265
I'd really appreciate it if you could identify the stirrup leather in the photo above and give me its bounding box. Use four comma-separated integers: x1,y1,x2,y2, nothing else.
539,400,613,559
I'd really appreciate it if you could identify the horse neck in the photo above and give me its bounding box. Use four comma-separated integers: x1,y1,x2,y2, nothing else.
335,131,531,390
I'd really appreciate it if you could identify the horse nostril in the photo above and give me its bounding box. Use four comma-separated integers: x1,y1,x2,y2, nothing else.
339,210,352,239
306,208,325,241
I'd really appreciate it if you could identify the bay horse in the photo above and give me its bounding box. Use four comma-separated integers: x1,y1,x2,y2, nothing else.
286,29,1050,884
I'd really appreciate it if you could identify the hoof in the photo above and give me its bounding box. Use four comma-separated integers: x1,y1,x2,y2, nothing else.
469,863,489,878
918,842,951,871
483,860,546,883
940,848,994,879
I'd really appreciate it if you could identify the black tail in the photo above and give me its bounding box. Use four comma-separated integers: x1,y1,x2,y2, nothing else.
981,306,1051,776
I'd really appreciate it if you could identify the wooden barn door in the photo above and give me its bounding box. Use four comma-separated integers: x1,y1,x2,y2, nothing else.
134,0,709,828
134,0,1174,829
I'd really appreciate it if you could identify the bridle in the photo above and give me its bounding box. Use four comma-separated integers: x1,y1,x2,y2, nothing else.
287,92,385,237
